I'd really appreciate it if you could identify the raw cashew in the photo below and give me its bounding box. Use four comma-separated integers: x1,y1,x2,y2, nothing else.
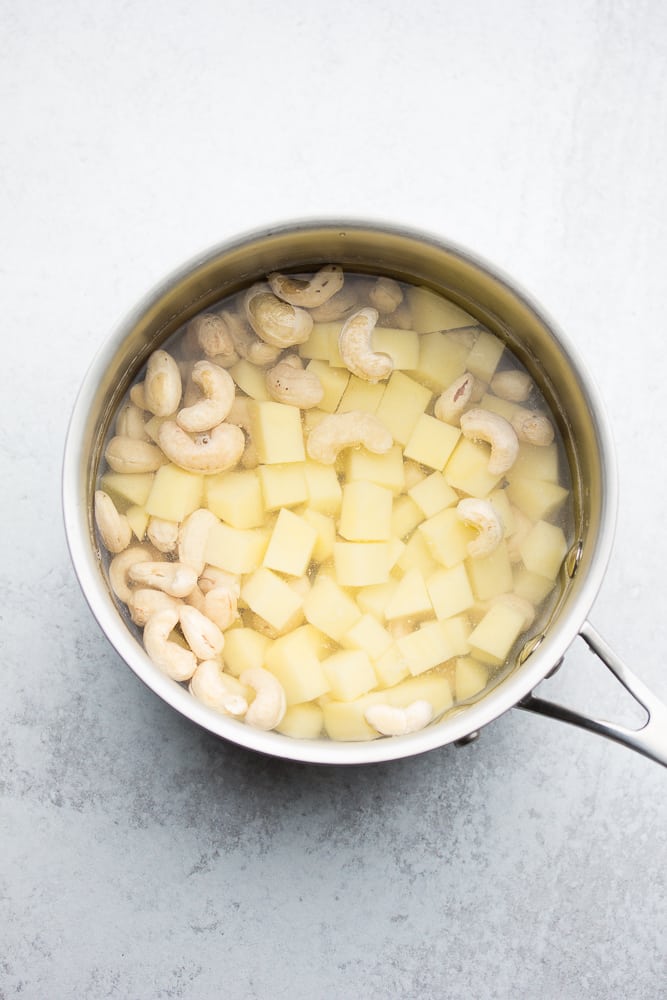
338,307,393,382
365,700,434,736
306,410,393,464
128,588,182,627
221,309,282,366
129,382,147,409
510,409,555,446
368,276,403,315
268,264,344,308
178,508,218,575
179,605,225,660
244,283,313,348
240,667,287,731
128,560,198,598
198,566,241,597
187,312,236,363
157,420,245,474
108,544,158,604
185,582,207,614
176,361,236,433
457,498,504,558
104,436,166,474
459,408,519,475
115,402,150,441
204,586,239,631
266,358,324,408
189,660,248,717
94,490,132,553
147,516,179,554
490,370,533,402
384,302,412,330
143,607,197,682
310,284,360,322
434,372,474,425
144,349,182,417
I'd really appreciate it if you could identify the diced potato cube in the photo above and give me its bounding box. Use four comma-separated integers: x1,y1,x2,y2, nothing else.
301,508,336,563
465,330,505,382
303,574,361,641
513,566,556,604
404,413,461,470
336,375,385,414
455,657,489,701
396,620,456,676
339,481,393,541
511,442,560,483
506,478,569,523
387,536,406,571
322,649,377,702
426,563,475,619
356,580,399,621
396,530,439,576
488,488,515,536
418,508,476,569
125,504,149,540
391,494,425,539
322,672,453,741
275,702,324,739
303,460,342,514
229,359,270,400
407,286,476,332
440,615,472,657
375,371,432,445
519,520,568,580
445,437,503,497
144,465,204,522
247,401,305,464
205,521,269,574
205,469,266,528
373,644,411,688
371,327,420,369
409,331,470,392
263,508,317,576
345,443,405,495
298,323,332,361
305,359,350,412
333,541,392,587
265,624,331,705
384,568,434,621
143,415,170,444
479,392,517,422
241,567,305,632
466,541,513,600
258,462,309,510
341,614,393,661
100,471,155,509
222,627,272,678
302,408,329,433
468,603,525,666
408,472,458,518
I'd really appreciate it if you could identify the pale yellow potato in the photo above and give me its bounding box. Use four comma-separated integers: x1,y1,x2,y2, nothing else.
406,286,476,333
100,470,156,508
519,520,568,580
305,358,350,412
340,614,393,661
375,371,432,445
465,541,513,601
247,400,305,464
333,541,393,587
506,477,569,523
444,437,504,498
384,568,433,621
322,649,377,702
229,358,271,400
408,330,470,392
205,468,265,529
336,374,385,414
345,443,406,494
265,625,331,705
426,563,475,620
263,508,317,577
241,567,305,633
275,702,324,739
468,603,526,666
144,464,204,522
418,508,476,569
455,657,489,701
339,480,393,541
205,521,269,575
407,471,458,519
403,413,461,470
391,494,425,539
125,504,149,541
465,329,505,382
222,627,272,678
303,574,361,641
258,462,309,510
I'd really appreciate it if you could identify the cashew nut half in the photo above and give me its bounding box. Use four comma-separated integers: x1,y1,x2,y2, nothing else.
204,586,239,631
128,560,198,598
456,498,504,558
108,543,158,604
157,420,245,474
115,402,150,441
94,490,132,553
177,508,218,575
176,361,236,433
338,307,393,383
490,370,533,402
434,372,474,425
306,410,393,464
268,264,344,308
510,409,555,446
364,700,434,737
128,588,182,627
187,312,236,363
266,358,324,408
178,605,225,660
146,516,179,554
144,349,182,417
244,283,313,348
221,309,282,366
143,607,197,682
240,667,287,731
104,436,166,474
189,660,248,717
368,277,404,315
309,283,360,322
459,408,519,476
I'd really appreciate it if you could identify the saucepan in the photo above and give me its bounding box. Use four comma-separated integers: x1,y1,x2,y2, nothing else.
61,219,667,767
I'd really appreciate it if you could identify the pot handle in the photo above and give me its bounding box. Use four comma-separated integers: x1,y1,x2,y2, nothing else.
518,620,667,769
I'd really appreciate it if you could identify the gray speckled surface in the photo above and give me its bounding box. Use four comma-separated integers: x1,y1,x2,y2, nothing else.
2,2,666,997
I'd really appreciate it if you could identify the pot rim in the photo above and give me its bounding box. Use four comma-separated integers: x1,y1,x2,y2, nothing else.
62,216,619,765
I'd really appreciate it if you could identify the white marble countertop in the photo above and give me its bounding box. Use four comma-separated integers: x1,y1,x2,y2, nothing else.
2,2,666,997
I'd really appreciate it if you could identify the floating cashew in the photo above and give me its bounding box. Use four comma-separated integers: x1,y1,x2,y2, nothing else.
459,408,519,475
368,276,403,315
129,382,147,410
306,410,393,464
244,283,313,348
204,586,239,631
94,490,131,553
198,566,241,597
510,409,555,446
338,307,393,382
128,588,182,626
268,264,344,308
189,660,248,717
115,402,150,441
128,560,198,598
176,361,236,433
384,302,413,330
179,605,225,660
157,419,245,474
240,667,287,731
104,436,166,474
310,283,360,322
365,700,434,736
266,358,324,408
144,349,182,417
434,372,474,425
221,309,282,366
143,607,197,682
177,508,218,575
187,312,236,362
490,370,533,402
457,498,504,558
185,582,207,614
108,544,157,604
146,516,179,554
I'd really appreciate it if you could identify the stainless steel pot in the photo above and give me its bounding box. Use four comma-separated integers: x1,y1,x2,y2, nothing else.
62,219,667,767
